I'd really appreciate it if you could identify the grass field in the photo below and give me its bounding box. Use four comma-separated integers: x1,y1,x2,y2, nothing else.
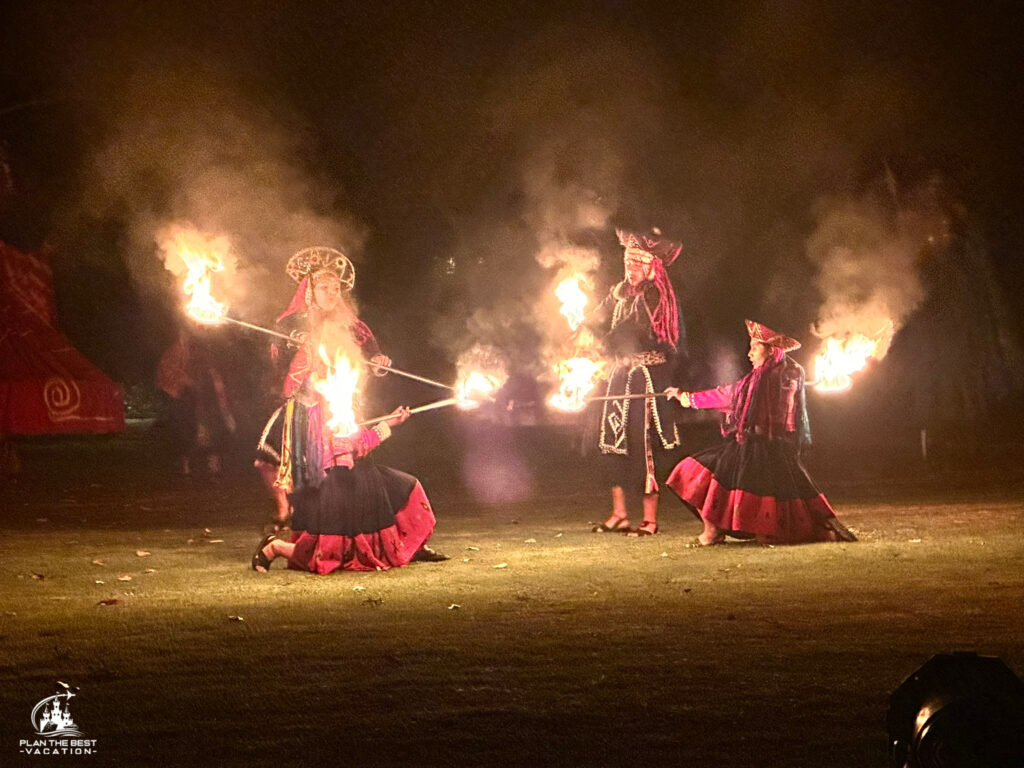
2,426,1023,767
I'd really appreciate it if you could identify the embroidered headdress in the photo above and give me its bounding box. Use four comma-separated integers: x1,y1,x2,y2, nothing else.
745,319,801,352
730,320,809,445
616,229,683,267
615,228,682,347
277,247,355,322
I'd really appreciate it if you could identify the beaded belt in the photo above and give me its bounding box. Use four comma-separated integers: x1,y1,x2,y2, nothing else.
619,351,666,367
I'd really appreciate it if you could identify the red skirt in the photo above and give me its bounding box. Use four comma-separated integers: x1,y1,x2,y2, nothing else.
287,463,436,573
666,436,854,544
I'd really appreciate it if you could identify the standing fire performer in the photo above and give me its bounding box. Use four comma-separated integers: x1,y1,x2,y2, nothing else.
665,320,857,546
253,247,391,532
590,229,685,537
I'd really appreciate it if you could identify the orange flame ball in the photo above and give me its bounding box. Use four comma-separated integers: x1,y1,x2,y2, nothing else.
311,346,362,436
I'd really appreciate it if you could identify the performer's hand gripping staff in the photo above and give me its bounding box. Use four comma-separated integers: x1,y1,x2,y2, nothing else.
664,386,691,407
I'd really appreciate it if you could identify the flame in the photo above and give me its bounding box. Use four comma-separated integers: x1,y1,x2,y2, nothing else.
548,356,605,412
311,346,362,436
454,369,503,410
175,238,228,324
813,334,885,392
555,274,589,331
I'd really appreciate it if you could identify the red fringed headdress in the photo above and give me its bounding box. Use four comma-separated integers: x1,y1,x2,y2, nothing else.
616,228,682,347
277,246,356,322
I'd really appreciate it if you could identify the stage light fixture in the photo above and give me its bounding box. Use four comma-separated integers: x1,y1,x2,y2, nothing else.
888,651,1024,768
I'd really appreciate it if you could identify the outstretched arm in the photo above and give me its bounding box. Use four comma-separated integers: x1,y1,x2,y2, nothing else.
666,383,734,411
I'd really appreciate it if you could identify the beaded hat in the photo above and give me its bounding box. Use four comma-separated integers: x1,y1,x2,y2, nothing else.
277,247,355,322
285,246,355,289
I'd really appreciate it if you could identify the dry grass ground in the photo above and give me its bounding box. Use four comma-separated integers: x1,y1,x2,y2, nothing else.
1,426,1023,767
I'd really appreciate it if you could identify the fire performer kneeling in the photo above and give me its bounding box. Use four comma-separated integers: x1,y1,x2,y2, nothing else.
254,247,390,532
252,404,447,572
665,320,856,546
591,229,684,537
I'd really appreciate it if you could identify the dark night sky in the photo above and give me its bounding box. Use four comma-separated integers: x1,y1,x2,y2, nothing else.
2,1,1023,429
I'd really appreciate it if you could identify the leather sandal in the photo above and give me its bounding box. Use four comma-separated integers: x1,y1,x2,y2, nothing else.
251,533,278,572
592,516,630,533
626,521,659,537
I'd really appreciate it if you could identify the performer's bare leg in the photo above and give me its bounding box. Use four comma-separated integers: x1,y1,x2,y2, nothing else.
624,492,660,536
639,491,659,532
254,460,291,526
253,536,296,572
598,486,630,529
698,518,723,546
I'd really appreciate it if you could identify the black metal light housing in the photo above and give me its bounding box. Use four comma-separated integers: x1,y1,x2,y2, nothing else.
888,652,1024,768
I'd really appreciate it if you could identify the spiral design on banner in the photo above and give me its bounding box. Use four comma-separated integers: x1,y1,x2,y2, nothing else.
44,376,82,421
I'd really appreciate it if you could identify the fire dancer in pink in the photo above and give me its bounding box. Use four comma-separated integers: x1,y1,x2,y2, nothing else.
251,403,446,573
665,320,857,546
254,247,391,532
591,229,684,536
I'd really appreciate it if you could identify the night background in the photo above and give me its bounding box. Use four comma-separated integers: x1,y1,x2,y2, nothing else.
4,3,1024,766
3,0,1023,451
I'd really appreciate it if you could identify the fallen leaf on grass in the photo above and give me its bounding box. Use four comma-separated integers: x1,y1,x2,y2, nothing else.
206,539,225,544
227,615,245,622
554,533,563,538
466,546,480,551
908,538,922,543
135,550,151,557
92,559,105,566
352,585,366,591
447,604,461,610
524,538,537,544
96,599,121,606
5,611,17,617
117,574,132,582
493,563,508,569
660,552,668,557
31,573,46,580
94,580,105,585
143,569,156,574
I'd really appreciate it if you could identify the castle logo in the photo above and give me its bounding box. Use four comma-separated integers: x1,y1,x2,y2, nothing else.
32,690,82,738
18,686,97,756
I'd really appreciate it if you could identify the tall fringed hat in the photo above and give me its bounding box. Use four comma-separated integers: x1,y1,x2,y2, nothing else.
277,246,356,322
745,319,801,352
615,228,683,348
615,228,683,266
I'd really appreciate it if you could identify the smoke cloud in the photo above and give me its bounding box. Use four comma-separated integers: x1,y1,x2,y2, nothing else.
805,176,954,358
70,61,366,326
